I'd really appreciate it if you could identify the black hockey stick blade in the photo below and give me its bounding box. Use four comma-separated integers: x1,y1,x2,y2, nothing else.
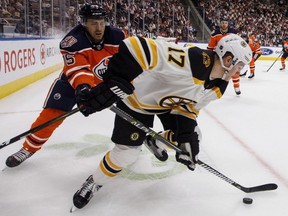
0,107,80,149
241,183,278,193
197,160,278,193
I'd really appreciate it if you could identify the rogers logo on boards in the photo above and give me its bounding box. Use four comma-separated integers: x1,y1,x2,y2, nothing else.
0,47,36,74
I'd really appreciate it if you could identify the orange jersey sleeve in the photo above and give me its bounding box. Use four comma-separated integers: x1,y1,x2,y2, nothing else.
60,25,126,89
207,28,237,50
249,41,261,54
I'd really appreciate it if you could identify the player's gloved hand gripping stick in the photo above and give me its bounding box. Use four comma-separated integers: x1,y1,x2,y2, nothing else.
0,76,133,149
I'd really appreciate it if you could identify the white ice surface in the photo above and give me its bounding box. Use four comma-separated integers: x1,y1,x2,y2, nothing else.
0,60,287,216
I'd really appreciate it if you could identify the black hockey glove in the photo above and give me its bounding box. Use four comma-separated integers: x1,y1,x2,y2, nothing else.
175,127,201,171
89,76,135,112
75,84,96,117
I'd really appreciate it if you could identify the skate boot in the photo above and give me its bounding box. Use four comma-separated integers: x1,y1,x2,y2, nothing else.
73,175,102,209
248,73,255,78
240,70,247,77
234,87,241,95
144,135,168,161
6,147,35,167
279,67,285,71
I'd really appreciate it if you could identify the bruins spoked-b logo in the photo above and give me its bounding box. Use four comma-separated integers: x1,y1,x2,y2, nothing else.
202,52,211,68
159,96,196,108
130,132,140,141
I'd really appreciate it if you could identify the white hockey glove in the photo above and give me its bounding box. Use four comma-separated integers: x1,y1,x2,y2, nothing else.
175,126,201,171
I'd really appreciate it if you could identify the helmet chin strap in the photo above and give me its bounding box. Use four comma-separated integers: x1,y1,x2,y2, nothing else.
218,56,235,80
219,56,234,71
221,70,229,80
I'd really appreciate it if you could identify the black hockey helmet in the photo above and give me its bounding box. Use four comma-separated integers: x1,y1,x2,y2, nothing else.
79,3,107,20
241,33,249,43
220,16,229,22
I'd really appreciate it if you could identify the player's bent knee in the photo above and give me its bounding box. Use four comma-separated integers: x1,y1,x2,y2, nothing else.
109,144,142,167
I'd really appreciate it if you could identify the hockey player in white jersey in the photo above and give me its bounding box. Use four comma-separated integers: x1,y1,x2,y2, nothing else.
71,34,252,210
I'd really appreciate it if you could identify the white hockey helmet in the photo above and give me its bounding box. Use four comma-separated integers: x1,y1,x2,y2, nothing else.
215,34,252,71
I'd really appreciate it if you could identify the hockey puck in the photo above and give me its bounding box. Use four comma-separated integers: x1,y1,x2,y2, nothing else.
243,197,253,204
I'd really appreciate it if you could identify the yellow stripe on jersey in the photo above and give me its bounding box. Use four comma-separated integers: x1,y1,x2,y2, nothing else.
146,38,158,70
193,76,223,98
127,93,170,111
212,86,223,98
127,95,142,110
171,106,198,120
192,77,205,85
127,37,149,70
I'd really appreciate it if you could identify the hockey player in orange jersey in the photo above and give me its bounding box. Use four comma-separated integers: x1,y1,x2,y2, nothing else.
240,34,262,78
207,17,242,95
5,3,127,168
280,36,288,70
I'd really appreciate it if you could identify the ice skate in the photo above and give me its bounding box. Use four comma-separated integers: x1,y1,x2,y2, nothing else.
72,175,102,210
5,148,35,168
240,70,247,77
279,67,285,71
248,73,255,78
234,87,241,95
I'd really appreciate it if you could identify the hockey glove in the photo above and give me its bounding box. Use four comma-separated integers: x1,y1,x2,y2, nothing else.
175,126,201,171
75,84,96,117
89,76,135,112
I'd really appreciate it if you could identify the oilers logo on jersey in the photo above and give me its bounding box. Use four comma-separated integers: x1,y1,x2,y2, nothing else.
93,57,111,80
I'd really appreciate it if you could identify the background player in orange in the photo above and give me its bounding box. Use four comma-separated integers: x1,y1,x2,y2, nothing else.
5,3,127,168
280,36,288,70
240,34,262,78
207,17,242,95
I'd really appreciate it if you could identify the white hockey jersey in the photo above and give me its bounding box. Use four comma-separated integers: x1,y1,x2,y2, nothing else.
105,37,228,120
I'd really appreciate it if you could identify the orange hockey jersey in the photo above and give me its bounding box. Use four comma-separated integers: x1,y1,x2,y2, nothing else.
60,25,127,89
207,27,238,50
248,36,262,59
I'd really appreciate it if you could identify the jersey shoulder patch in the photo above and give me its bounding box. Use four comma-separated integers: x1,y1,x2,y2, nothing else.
188,47,214,80
60,25,90,52
60,35,78,48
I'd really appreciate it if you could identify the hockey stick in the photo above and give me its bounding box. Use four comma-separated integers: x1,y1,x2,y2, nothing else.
266,52,282,72
0,107,80,149
109,105,278,193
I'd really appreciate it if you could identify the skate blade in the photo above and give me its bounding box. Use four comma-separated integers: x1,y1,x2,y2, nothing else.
70,205,78,213
2,166,10,172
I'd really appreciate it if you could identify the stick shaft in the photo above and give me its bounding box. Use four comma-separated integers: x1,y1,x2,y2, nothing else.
109,105,278,193
0,107,80,149
267,52,282,72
